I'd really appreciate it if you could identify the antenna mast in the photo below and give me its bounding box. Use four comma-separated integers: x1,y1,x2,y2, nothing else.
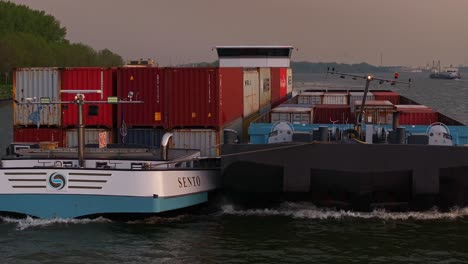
327,68,411,133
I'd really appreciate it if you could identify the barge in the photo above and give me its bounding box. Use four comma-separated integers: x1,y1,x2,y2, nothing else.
221,73,468,211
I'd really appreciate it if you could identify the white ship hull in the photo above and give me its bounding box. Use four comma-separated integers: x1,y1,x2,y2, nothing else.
0,158,219,218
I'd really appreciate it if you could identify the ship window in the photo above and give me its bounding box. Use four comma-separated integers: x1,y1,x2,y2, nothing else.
96,162,109,169
131,163,143,170
217,47,291,57
88,105,99,116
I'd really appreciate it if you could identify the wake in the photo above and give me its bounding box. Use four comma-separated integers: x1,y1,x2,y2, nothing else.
221,202,468,221
0,216,111,230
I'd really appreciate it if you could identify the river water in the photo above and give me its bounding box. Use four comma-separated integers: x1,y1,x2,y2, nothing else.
1,73,468,263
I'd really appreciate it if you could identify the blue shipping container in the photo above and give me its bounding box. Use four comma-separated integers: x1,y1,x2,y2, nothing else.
119,128,166,147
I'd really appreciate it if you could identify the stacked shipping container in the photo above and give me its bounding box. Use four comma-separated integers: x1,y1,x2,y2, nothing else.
349,92,375,112
395,105,438,125
12,66,286,150
270,104,314,124
118,128,166,147
270,68,287,107
61,67,114,128
297,92,323,106
373,91,400,105
13,68,63,147
355,100,395,124
60,67,114,147
13,127,64,147
14,68,61,127
163,67,244,157
217,68,245,126
313,104,354,124
13,67,115,147
286,68,293,96
165,67,243,128
243,69,260,117
171,129,221,157
117,67,165,128
322,92,348,105
259,68,271,112
64,128,112,147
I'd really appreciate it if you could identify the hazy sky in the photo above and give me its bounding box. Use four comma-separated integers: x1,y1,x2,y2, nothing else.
9,0,468,66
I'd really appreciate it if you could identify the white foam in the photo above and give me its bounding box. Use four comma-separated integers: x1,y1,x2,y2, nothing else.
126,214,190,225
221,202,468,221
0,216,111,230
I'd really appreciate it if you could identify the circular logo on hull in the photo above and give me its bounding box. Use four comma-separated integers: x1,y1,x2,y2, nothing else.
48,172,67,190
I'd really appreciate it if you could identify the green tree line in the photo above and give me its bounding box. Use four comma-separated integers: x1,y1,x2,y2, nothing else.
291,61,391,73
0,1,124,84
178,60,391,74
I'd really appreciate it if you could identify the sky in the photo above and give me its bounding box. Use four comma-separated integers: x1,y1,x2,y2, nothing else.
9,0,468,67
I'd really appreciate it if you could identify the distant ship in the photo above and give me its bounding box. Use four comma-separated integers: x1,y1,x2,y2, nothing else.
429,60,461,79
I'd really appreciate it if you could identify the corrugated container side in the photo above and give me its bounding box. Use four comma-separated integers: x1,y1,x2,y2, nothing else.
118,128,166,147
323,93,348,104
64,128,113,147
286,68,293,96
171,129,221,158
218,67,244,126
117,67,166,127
270,108,313,124
361,109,394,124
314,104,354,124
297,92,323,106
270,68,287,107
13,127,64,146
243,69,260,117
259,68,271,108
349,92,375,112
61,68,114,128
165,68,219,128
14,68,61,127
395,105,432,111
399,111,439,125
373,91,400,105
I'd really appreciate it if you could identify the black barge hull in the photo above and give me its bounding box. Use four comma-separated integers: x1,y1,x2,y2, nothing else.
221,143,468,211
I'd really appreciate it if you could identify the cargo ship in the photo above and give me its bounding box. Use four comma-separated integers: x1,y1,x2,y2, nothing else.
221,72,468,211
10,46,468,214
1,141,219,219
429,60,461,79
4,87,220,219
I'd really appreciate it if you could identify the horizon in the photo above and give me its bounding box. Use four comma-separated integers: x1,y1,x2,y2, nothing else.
9,0,468,68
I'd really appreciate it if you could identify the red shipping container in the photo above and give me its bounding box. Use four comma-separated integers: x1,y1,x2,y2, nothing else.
399,111,438,125
372,91,400,105
61,68,114,128
117,67,165,127
271,68,287,107
314,104,354,124
396,105,438,125
14,127,64,147
219,68,244,126
165,67,243,128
